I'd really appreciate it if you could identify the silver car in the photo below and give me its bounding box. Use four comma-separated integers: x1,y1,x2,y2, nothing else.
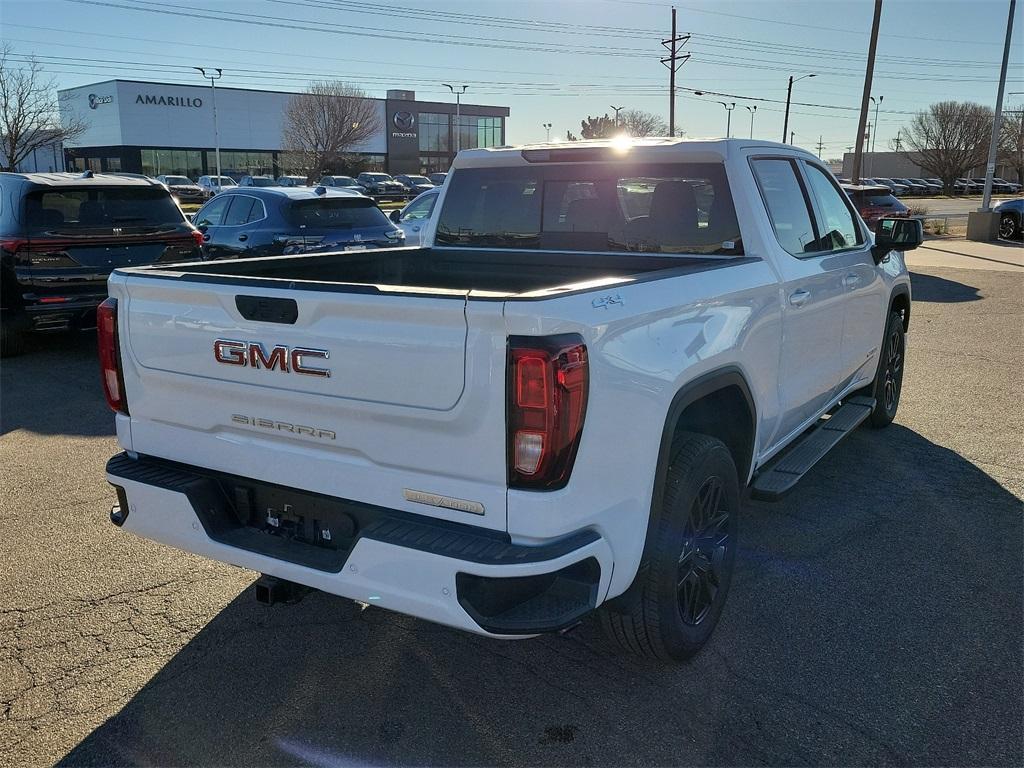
389,186,440,245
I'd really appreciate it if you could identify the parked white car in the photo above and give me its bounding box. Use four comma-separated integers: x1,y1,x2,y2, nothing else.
101,138,919,661
196,175,237,198
390,186,440,245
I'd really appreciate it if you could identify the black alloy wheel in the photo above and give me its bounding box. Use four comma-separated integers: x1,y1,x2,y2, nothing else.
999,214,1019,240
677,476,730,626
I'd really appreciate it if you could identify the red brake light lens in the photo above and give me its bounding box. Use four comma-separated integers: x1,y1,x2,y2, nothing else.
191,229,205,247
97,297,128,414
508,335,588,490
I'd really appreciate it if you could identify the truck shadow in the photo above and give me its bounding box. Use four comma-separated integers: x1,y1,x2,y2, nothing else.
0,331,114,437
909,270,981,303
57,425,1022,767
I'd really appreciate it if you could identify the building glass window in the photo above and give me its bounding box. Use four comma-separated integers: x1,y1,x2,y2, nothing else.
141,149,203,179
418,113,450,153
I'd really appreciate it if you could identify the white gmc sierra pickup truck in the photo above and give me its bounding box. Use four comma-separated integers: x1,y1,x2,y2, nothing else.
101,138,921,660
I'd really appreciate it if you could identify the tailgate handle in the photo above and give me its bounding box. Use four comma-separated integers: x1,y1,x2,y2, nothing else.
235,295,298,324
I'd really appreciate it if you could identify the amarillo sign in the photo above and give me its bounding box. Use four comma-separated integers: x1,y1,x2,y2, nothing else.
135,94,204,108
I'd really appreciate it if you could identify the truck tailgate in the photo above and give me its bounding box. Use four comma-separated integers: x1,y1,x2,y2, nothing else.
116,276,509,531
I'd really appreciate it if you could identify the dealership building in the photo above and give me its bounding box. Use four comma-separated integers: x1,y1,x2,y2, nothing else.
58,80,509,178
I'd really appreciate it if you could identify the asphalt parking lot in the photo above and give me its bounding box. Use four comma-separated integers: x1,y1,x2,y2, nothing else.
1,263,1022,767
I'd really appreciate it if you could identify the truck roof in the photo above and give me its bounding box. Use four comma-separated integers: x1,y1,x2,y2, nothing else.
453,136,817,168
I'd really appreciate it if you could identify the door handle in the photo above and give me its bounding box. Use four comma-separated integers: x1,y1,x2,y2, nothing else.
843,273,860,288
238,233,248,242
789,289,810,307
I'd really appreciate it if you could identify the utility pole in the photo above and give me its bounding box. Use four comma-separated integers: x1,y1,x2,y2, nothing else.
443,83,468,156
790,131,795,145
661,7,690,137
980,0,1015,212
610,105,623,128
745,105,757,139
193,67,222,189
816,135,824,158
851,0,883,185
893,129,902,152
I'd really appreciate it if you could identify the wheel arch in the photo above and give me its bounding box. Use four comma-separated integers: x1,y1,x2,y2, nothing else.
890,283,911,331
604,366,756,610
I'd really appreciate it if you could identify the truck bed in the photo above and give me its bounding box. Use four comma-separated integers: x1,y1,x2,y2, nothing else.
136,247,725,298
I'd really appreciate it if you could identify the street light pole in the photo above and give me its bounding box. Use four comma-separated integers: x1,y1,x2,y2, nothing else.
980,0,1015,213
717,102,736,138
442,83,468,157
542,123,552,142
782,73,815,143
610,105,623,128
193,67,222,189
745,105,757,139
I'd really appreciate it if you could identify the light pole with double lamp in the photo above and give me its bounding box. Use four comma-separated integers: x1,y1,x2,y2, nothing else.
442,83,469,156
542,123,552,142
782,73,816,143
718,102,736,138
610,105,623,128
745,104,757,139
193,67,222,191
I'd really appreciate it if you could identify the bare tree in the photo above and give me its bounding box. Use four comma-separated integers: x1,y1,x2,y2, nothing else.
619,109,668,137
0,45,86,172
998,104,1024,185
282,81,382,183
896,101,992,192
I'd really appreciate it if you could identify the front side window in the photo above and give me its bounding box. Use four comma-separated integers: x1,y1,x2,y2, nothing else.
750,159,818,256
435,162,741,255
803,164,862,250
195,195,231,227
401,193,437,222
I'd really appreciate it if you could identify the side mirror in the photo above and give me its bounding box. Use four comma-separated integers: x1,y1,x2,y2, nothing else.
389,209,401,223
872,216,923,263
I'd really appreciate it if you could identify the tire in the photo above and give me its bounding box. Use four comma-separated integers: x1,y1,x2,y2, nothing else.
999,214,1020,241
863,309,905,428
0,318,27,358
600,432,739,661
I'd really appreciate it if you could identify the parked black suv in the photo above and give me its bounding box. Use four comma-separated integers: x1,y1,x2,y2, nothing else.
0,171,202,356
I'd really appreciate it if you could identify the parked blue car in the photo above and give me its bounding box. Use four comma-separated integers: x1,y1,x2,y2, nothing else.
192,186,405,260
996,198,1023,240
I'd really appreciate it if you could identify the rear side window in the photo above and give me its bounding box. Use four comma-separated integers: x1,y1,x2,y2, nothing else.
25,187,184,235
435,162,742,255
223,195,265,225
285,198,390,228
750,159,817,256
803,164,862,250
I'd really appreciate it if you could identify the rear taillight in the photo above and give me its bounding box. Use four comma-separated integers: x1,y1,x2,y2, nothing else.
508,335,588,490
97,297,128,414
191,229,205,247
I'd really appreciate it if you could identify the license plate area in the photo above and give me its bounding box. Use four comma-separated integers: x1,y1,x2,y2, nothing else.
188,474,380,572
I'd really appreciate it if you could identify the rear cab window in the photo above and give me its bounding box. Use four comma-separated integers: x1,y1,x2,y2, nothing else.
25,186,185,236
435,162,742,255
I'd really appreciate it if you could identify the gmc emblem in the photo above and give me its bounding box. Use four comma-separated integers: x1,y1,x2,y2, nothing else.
213,339,331,377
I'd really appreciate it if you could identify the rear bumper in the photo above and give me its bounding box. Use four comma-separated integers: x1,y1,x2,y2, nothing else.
106,453,611,636
23,293,108,331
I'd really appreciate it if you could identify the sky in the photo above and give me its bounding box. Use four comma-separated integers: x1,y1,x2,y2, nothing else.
2,0,1022,159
